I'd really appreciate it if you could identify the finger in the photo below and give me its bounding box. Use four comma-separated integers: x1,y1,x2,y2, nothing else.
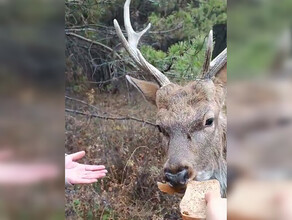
91,169,108,174
69,151,85,161
205,191,221,203
83,172,106,179
85,165,106,171
0,150,13,161
88,170,108,174
0,163,59,185
73,178,98,184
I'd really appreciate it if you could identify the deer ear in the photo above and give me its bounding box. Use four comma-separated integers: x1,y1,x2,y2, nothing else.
213,63,227,86
126,75,159,105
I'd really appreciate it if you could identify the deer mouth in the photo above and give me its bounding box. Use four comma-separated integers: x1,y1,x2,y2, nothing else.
164,169,189,189
162,171,214,194
165,182,187,194
163,172,189,194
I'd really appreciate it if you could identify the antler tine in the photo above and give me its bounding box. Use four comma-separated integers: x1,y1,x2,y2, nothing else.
124,0,151,49
202,30,213,77
136,50,172,86
113,0,171,87
207,48,227,79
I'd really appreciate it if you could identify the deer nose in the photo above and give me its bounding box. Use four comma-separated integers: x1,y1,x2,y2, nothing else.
164,169,189,187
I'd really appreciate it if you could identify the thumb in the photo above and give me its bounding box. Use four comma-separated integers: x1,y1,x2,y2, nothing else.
69,151,85,161
205,191,221,203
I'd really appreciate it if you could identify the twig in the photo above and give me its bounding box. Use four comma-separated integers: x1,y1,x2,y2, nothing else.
65,108,157,127
149,22,183,34
67,22,183,35
100,206,106,220
65,28,98,32
65,96,100,112
66,32,117,55
85,75,124,84
122,146,150,184
66,32,138,69
85,69,138,84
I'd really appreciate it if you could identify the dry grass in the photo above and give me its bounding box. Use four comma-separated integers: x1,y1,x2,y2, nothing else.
65,87,182,220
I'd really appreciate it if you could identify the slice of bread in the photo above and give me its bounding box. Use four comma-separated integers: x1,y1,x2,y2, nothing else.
157,182,179,195
180,179,221,220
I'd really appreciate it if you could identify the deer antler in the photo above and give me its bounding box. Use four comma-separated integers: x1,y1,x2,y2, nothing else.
202,30,227,79
113,0,171,87
202,30,214,76
208,48,227,78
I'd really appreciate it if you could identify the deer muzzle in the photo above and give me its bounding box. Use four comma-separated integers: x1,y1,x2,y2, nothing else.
164,169,189,188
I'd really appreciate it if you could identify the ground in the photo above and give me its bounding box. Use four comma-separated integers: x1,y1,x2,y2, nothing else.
65,87,182,220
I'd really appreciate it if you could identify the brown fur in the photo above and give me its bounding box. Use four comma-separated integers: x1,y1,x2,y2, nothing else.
128,66,227,196
126,76,159,105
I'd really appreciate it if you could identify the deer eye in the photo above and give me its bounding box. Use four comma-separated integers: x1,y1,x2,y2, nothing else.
157,125,162,133
205,118,214,126
157,125,169,136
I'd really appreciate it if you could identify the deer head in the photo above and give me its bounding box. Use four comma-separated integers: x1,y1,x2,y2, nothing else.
114,0,227,196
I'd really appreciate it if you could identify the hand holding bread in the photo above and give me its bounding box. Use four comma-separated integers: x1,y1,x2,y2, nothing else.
158,179,225,220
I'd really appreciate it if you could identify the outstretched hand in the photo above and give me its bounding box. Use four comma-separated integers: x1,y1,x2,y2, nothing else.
0,149,58,185
65,151,107,185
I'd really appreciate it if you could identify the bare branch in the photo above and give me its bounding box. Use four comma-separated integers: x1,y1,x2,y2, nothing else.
149,22,183,34
66,22,183,35
66,32,118,56
65,108,157,127
66,31,138,71
65,28,98,32
65,96,100,112
122,146,149,183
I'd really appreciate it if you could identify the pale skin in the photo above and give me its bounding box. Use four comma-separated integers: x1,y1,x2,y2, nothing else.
273,190,292,220
205,191,227,220
0,149,107,185
65,151,107,184
0,149,58,185
205,188,292,220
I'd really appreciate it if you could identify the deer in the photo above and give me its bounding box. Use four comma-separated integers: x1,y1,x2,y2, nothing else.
113,0,227,196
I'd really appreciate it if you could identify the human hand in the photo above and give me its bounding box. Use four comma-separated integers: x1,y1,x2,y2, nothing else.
274,191,292,220
0,149,13,161
65,151,107,185
0,149,58,185
205,191,227,220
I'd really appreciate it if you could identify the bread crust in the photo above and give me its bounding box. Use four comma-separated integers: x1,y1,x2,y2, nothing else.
157,182,180,195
